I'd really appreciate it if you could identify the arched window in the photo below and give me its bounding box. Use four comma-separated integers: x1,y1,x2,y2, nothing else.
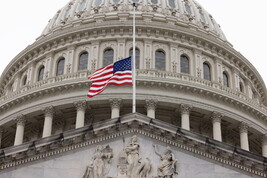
180,55,189,74
57,58,65,76
223,72,229,87
167,0,176,8
155,50,166,71
239,82,244,93
64,6,71,19
185,3,192,15
95,0,103,6
151,0,158,4
38,66,45,81
103,49,114,66
199,10,206,23
129,48,140,69
203,62,211,81
78,52,89,70
78,0,86,11
22,76,27,86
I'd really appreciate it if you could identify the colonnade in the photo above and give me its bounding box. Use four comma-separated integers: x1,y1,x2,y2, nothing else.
5,99,267,157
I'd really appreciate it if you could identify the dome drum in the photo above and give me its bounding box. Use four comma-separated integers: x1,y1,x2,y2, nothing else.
0,0,267,177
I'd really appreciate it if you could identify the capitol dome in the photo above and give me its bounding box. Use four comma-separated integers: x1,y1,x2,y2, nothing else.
0,0,267,177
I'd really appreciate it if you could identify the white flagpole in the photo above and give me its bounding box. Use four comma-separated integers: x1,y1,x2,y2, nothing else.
132,3,136,113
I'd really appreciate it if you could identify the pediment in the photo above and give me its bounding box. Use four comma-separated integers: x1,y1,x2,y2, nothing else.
0,113,265,178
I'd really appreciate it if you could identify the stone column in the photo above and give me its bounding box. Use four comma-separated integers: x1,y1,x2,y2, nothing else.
42,106,54,138
211,112,223,142
0,127,3,148
74,101,87,129
180,104,192,131
110,99,122,119
14,115,26,146
146,99,157,119
262,134,267,157
239,122,249,151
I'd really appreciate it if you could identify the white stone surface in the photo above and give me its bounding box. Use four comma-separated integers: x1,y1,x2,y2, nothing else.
0,135,252,178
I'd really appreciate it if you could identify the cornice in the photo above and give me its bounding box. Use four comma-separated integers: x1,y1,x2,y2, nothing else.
0,113,265,177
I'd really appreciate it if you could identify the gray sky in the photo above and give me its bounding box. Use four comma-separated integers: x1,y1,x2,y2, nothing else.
0,0,267,86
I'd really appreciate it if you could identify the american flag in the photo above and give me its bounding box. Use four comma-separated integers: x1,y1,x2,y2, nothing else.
87,57,132,97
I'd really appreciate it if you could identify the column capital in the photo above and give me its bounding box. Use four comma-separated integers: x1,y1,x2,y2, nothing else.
0,126,4,133
262,134,267,145
239,122,249,134
211,112,223,123
43,106,54,117
110,98,122,109
180,104,192,115
15,115,26,126
145,99,158,110
74,100,87,111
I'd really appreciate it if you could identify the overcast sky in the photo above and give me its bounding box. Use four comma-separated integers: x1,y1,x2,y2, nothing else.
0,0,267,86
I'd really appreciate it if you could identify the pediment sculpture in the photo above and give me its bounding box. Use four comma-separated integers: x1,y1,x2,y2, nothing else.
83,145,113,178
82,136,177,178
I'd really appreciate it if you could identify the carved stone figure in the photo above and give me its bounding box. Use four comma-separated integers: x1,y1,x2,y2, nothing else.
137,157,152,178
124,135,140,177
83,145,113,178
153,145,177,178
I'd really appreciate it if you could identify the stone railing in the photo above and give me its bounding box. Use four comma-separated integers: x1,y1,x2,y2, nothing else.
0,69,266,114
137,69,267,113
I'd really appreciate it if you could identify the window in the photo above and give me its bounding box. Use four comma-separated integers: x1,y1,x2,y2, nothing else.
168,0,176,8
151,0,158,4
185,3,192,15
132,0,140,3
38,66,45,81
78,0,86,11
203,62,211,81
52,13,60,27
57,58,65,76
239,82,244,93
64,6,71,19
79,52,89,70
129,48,140,69
223,72,229,87
180,55,189,74
95,0,102,6
103,49,114,66
199,10,206,23
155,50,166,71
22,76,27,86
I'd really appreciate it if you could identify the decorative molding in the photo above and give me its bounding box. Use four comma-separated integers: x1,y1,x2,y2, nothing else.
15,115,26,126
180,104,192,115
74,100,86,111
239,122,249,134
261,134,267,145
109,98,122,110
43,106,54,118
145,99,157,111
211,112,223,123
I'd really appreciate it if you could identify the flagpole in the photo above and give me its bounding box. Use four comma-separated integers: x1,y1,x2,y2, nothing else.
132,3,136,113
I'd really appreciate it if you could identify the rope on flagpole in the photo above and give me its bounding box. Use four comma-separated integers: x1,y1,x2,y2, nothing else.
132,3,136,113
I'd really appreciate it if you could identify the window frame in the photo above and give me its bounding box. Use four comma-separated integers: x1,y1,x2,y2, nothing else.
203,62,211,81
56,58,65,76
180,55,190,74
155,50,166,71
78,51,89,71
103,48,114,67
